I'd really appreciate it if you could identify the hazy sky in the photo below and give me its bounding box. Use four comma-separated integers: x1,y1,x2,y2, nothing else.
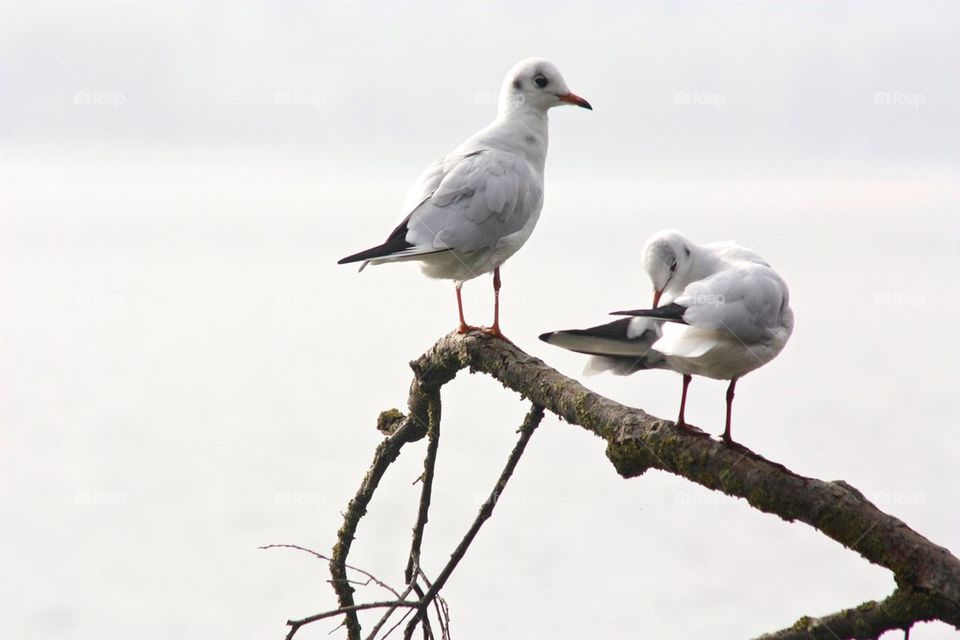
2,2,958,640
3,1,958,174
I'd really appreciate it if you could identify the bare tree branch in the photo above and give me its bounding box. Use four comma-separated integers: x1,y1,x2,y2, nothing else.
325,376,434,640
754,588,937,639
259,544,402,599
403,403,545,638
388,331,960,633
405,394,440,583
404,392,442,638
300,330,958,640
285,601,419,640
416,569,451,640
365,582,418,640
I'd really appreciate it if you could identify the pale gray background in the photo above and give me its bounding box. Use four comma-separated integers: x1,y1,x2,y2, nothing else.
1,2,958,639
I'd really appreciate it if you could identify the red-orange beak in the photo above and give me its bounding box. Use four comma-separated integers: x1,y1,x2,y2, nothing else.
557,92,593,110
652,289,663,309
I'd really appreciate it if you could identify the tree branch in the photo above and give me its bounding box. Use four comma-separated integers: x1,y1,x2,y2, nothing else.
405,393,441,583
326,377,434,639
381,331,960,633
285,601,419,640
754,588,938,639
403,403,545,638
305,330,957,640
259,544,401,599
402,391,441,638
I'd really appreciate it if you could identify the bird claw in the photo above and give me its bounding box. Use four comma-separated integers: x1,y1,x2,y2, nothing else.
457,324,482,334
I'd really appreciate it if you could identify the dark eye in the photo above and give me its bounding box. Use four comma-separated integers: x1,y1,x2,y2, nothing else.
669,261,678,272
534,75,548,89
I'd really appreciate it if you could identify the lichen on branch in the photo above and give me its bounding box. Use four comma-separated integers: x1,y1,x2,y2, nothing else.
289,331,959,640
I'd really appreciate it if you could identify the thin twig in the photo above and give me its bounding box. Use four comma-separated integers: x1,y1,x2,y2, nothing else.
405,392,441,585
380,606,415,640
405,393,442,640
285,601,419,640
259,544,402,599
418,569,450,640
365,581,418,640
403,403,545,638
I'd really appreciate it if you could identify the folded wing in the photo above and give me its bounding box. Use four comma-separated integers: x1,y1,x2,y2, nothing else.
406,149,542,252
673,263,790,344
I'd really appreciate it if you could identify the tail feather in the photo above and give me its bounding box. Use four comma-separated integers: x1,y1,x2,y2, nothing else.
338,239,415,265
338,212,422,266
539,317,666,376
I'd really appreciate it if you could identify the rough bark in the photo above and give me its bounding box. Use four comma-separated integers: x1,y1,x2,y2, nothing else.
377,331,960,634
755,589,938,639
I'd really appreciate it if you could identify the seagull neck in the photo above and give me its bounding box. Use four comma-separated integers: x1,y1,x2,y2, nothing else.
492,107,549,172
687,245,725,282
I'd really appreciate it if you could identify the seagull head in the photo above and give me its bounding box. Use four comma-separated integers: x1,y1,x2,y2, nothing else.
499,58,592,114
642,230,695,308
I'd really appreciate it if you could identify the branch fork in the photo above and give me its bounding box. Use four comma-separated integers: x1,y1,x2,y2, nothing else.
280,331,958,639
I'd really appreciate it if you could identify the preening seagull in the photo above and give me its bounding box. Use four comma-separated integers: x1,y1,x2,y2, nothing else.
338,58,592,338
539,230,794,445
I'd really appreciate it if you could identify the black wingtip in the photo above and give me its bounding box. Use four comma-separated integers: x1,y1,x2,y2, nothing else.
538,332,555,343
610,302,688,322
337,251,367,265
338,213,415,266
337,241,407,266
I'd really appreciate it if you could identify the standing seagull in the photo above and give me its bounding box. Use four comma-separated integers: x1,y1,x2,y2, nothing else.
338,58,592,338
539,230,794,445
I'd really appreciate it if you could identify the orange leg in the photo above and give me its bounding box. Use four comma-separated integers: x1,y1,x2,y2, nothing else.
482,267,508,340
677,374,691,427
674,374,707,436
456,283,479,333
722,377,739,444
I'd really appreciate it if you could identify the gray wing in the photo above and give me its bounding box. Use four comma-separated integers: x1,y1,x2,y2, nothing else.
404,149,543,252
398,156,447,219
674,263,790,342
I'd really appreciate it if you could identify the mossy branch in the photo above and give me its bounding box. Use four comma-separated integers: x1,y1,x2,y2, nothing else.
297,330,958,640
754,588,939,639
391,331,960,634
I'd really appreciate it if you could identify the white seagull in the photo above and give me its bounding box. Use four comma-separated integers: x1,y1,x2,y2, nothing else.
338,58,592,338
539,230,794,445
